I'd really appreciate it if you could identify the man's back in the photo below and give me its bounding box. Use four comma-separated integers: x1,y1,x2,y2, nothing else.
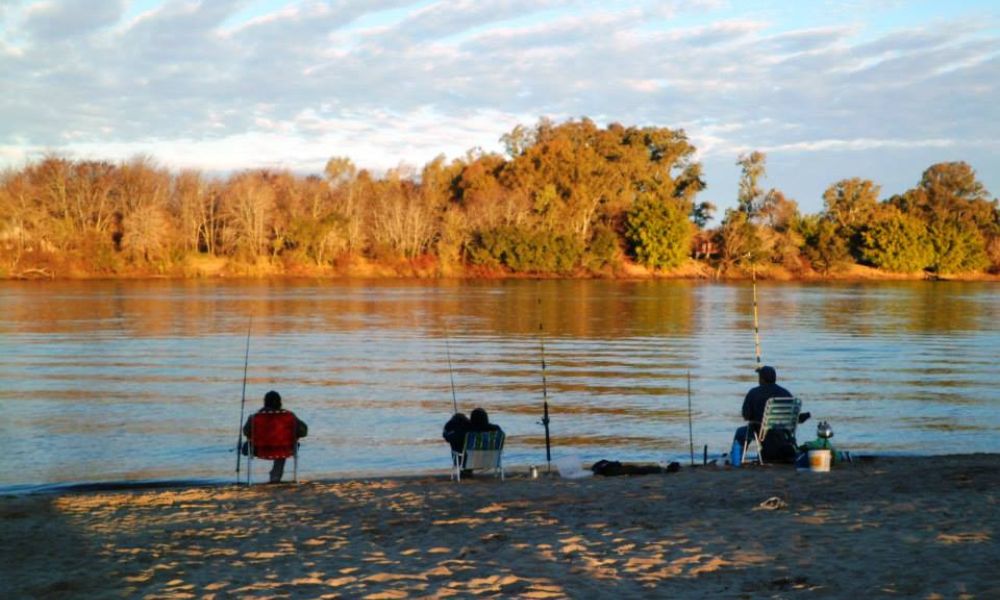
742,382,793,423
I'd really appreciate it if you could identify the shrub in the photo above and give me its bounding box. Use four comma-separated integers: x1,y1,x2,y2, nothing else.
859,208,932,273
625,195,692,269
468,226,582,274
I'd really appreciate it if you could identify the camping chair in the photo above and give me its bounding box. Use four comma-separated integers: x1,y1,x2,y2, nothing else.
742,396,801,465
247,411,299,485
451,430,505,482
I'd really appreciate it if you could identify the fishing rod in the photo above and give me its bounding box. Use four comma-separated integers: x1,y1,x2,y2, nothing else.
751,261,763,371
687,370,694,467
538,306,552,474
234,315,252,482
444,325,459,414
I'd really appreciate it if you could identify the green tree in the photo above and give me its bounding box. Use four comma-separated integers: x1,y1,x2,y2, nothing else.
736,151,766,217
715,208,763,271
625,194,692,269
925,221,989,274
823,178,879,232
822,177,879,259
799,215,849,274
690,201,715,229
892,162,997,273
469,226,582,274
758,189,802,268
858,206,932,273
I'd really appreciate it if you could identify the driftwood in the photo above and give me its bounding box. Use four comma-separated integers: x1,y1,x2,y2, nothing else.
12,268,54,280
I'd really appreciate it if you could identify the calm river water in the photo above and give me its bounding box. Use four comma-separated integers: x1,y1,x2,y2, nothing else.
1,279,997,492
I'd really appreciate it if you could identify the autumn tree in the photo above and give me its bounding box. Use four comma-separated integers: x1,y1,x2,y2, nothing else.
468,118,705,273
325,157,364,255
222,171,276,260
368,167,439,259
113,157,172,265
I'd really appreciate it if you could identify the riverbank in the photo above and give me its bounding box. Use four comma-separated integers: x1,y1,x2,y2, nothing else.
3,454,996,598
5,254,999,282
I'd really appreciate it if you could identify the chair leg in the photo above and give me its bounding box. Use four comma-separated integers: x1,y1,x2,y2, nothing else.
293,452,298,484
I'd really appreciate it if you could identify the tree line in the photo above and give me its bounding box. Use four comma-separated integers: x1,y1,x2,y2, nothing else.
1,118,997,279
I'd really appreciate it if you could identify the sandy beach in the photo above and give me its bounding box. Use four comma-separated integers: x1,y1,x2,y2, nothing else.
2,454,997,599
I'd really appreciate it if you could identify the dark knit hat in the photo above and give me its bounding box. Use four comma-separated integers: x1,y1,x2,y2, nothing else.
264,390,282,409
756,366,777,384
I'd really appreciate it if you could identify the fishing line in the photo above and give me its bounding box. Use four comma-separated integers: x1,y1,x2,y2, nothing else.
687,370,694,467
234,315,252,482
538,299,552,474
444,325,459,414
751,262,763,370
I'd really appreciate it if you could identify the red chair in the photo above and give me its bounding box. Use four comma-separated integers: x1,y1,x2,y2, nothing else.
247,411,299,485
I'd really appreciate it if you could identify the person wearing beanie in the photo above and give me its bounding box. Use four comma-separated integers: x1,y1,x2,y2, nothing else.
242,390,308,483
730,366,804,465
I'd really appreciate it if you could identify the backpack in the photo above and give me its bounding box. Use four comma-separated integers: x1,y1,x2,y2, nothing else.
761,428,798,463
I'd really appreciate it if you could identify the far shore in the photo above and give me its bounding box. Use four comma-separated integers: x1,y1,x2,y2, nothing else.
4,257,999,283
3,454,997,598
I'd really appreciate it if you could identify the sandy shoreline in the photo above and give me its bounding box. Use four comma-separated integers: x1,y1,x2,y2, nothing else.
3,455,997,599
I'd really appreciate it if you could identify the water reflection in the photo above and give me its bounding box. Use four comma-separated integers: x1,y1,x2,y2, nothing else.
0,279,997,490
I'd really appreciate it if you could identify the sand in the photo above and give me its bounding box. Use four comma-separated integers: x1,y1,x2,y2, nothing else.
2,454,997,599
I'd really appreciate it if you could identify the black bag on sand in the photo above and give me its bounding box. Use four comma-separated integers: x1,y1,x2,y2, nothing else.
761,429,797,463
591,460,680,476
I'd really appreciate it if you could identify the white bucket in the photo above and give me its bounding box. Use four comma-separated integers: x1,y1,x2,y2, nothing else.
553,455,592,479
808,449,832,472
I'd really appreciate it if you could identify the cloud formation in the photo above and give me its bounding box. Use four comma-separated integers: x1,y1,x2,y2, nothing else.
1,0,997,212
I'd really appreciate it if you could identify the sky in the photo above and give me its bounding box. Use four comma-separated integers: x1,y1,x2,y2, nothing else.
1,0,997,216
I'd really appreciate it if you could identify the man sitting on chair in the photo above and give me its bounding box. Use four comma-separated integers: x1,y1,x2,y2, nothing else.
243,390,308,483
443,412,472,455
731,366,807,464
469,407,502,434
445,408,503,478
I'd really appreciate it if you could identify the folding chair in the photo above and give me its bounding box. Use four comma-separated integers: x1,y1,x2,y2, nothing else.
451,430,505,482
247,411,299,485
742,396,800,465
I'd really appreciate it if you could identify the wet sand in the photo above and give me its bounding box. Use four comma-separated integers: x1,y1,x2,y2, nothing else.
2,454,997,598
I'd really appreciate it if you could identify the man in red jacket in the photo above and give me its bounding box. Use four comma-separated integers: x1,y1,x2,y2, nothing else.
243,390,308,483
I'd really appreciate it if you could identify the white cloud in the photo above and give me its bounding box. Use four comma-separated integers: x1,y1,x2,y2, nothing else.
1,106,534,174
0,0,997,212
23,0,126,39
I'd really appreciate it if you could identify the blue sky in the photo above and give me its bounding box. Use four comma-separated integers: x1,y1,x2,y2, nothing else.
1,0,997,216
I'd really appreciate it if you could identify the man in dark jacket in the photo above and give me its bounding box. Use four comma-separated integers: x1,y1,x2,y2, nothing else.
443,412,471,454
731,366,800,464
243,390,308,483
742,366,792,424
445,408,503,476
469,407,502,433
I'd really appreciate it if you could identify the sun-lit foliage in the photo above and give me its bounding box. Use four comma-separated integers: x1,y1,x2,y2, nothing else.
0,122,996,279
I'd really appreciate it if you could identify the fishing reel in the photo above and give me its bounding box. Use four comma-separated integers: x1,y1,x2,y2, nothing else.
817,421,834,439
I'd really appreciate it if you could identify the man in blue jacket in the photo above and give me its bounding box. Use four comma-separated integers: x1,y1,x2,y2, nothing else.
731,366,803,465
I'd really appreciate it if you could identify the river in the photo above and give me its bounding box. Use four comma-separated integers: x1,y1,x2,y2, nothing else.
1,279,997,492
